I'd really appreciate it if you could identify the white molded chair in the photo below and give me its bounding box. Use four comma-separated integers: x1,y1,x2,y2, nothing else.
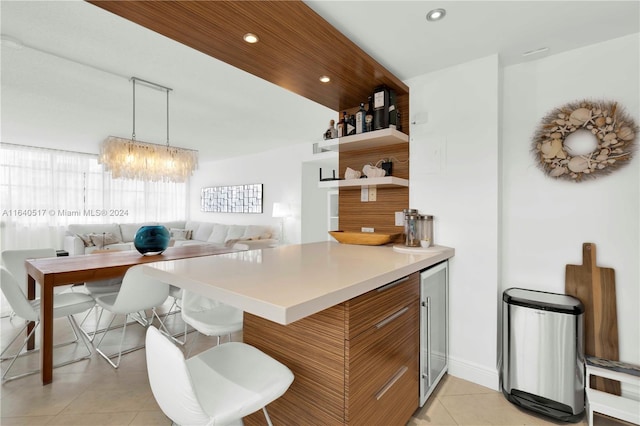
181,289,243,356
0,267,94,381
77,276,124,342
93,265,169,368
1,248,57,304
146,326,294,426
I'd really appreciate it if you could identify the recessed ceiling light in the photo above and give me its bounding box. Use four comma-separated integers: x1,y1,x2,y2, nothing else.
426,8,446,22
243,33,259,44
522,47,549,57
319,76,331,83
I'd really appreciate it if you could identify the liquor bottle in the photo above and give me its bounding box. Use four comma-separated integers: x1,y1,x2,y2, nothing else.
346,114,356,136
365,96,373,132
372,85,390,130
337,114,345,137
355,103,366,134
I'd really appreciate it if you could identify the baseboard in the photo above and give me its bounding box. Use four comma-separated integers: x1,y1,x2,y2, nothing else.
448,355,500,391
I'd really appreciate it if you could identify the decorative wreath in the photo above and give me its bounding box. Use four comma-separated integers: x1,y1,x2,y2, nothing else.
532,100,638,181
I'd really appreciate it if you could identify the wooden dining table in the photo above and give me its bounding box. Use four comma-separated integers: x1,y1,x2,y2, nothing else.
24,244,240,385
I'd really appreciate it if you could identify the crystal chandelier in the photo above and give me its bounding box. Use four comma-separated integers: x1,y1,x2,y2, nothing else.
99,77,198,183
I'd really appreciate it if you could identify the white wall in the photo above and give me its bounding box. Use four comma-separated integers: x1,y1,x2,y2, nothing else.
405,33,640,391
406,55,501,389
189,142,324,245
502,34,639,364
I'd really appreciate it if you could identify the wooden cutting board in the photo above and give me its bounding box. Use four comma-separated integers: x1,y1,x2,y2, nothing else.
565,242,620,395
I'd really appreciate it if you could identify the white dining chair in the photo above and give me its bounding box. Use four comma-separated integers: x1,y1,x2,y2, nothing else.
93,264,169,368
0,267,95,381
146,325,294,426
1,248,57,304
181,289,243,356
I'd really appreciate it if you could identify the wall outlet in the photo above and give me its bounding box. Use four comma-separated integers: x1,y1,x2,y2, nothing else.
368,186,377,201
361,187,368,202
361,227,374,233
395,211,404,226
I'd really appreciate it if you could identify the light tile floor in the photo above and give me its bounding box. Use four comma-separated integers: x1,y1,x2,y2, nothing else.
0,299,631,426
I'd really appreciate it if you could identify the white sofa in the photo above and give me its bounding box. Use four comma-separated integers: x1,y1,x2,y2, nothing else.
63,221,278,256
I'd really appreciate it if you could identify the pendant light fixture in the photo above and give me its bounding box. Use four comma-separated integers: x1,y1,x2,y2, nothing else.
99,77,198,183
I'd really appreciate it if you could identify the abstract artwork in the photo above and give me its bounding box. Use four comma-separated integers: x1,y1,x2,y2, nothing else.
201,184,263,213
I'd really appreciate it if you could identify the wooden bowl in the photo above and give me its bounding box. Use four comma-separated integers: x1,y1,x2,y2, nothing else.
328,231,400,246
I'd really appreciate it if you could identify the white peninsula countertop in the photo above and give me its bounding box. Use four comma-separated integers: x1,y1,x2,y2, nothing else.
143,241,454,325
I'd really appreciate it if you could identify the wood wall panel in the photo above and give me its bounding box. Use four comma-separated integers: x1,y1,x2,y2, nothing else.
243,306,346,426
338,143,409,238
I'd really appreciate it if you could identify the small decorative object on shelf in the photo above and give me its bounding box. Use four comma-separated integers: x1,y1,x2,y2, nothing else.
134,225,170,256
363,164,385,178
345,167,361,180
323,119,337,140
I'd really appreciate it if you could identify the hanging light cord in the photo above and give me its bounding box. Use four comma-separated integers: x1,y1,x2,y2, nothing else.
132,78,137,141
128,76,173,144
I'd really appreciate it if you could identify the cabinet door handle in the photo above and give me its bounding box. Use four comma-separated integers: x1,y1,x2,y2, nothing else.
426,296,432,387
375,306,409,329
377,276,409,293
376,366,408,400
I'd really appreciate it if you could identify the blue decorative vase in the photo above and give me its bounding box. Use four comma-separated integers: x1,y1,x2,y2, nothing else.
134,225,170,256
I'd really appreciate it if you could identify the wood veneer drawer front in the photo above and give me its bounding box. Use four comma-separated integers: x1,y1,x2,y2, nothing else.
346,272,419,339
345,303,419,425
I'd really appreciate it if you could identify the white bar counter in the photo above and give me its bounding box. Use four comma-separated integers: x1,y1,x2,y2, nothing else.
143,241,454,325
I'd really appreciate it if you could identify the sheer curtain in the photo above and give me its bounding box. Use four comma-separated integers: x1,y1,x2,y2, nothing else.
0,143,188,251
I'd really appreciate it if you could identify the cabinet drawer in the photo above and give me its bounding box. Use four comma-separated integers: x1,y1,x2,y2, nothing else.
346,272,419,339
345,302,419,425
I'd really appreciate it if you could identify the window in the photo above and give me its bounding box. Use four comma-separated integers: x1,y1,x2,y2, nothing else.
0,143,188,250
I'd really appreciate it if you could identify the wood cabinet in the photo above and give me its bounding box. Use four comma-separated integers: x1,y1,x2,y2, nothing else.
243,272,420,425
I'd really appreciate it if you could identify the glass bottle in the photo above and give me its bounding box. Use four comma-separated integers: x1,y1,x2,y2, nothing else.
355,103,366,134
365,96,373,132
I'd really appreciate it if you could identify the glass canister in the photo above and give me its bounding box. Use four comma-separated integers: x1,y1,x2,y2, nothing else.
418,215,433,247
404,209,420,247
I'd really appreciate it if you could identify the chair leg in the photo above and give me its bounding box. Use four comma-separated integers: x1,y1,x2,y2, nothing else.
95,309,165,369
1,316,92,382
263,407,274,426
0,321,30,361
95,314,125,368
186,331,201,358
1,321,39,381
157,299,187,345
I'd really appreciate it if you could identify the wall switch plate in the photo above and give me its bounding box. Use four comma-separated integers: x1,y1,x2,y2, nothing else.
361,227,374,233
368,186,377,201
361,187,368,202
395,211,404,226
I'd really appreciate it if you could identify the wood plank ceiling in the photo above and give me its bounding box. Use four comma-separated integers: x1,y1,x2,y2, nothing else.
86,0,408,113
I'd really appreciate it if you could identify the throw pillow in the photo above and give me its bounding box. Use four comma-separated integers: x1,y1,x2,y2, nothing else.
170,228,191,241
76,233,94,247
225,225,246,243
89,232,121,248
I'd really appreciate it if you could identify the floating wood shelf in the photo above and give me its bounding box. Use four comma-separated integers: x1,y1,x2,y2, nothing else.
317,128,409,152
318,176,409,189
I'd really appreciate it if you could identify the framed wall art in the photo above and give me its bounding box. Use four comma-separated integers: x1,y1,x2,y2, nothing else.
201,183,263,213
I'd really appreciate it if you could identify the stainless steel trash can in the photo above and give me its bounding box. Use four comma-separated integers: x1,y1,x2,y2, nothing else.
500,288,585,422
